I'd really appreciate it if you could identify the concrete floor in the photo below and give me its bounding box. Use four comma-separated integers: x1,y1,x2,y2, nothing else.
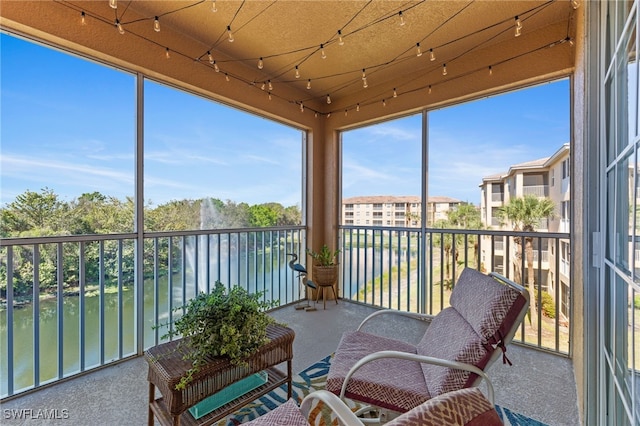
0,301,580,425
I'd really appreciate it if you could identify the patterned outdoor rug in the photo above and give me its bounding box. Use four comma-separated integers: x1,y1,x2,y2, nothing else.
212,354,549,426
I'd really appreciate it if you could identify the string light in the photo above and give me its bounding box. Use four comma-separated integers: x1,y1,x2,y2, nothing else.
165,47,170,59
268,92,272,100
571,0,579,9
261,82,266,90
225,73,230,81
81,11,86,25
268,80,273,91
227,25,234,42
306,79,311,89
362,69,368,88
393,88,398,97
338,30,344,45
300,102,304,112
154,16,160,32
320,44,326,59
207,51,214,64
344,109,348,116
109,0,117,9
416,43,422,57
442,63,447,75
356,103,360,112
213,60,220,72
515,16,522,37
211,0,217,12
569,37,574,47
314,112,318,118
258,57,264,69
428,85,432,94
327,112,331,118
326,94,331,104
398,11,405,26
116,19,125,35
295,66,300,78
489,65,493,75
382,99,386,107
430,48,436,61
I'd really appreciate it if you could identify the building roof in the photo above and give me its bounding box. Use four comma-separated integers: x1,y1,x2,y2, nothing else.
342,195,461,204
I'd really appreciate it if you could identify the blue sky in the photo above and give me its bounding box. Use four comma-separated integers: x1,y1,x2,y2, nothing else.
1,33,569,208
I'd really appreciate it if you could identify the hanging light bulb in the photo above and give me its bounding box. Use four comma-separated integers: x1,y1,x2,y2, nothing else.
268,80,273,91
442,63,447,75
300,102,304,112
109,0,117,9
306,79,311,89
261,82,266,91
338,30,344,45
428,85,432,94
165,47,170,59
227,25,234,42
258,57,264,69
398,11,405,26
327,112,331,118
225,73,230,82
416,42,422,57
320,44,326,59
116,19,125,35
344,109,348,117
213,60,220,72
295,66,300,79
429,48,436,61
515,16,522,37
268,92,272,100
361,69,366,80
356,103,360,112
326,94,331,104
363,77,368,88
382,99,386,107
393,88,398,98
315,112,318,118
153,16,160,32
211,0,217,12
571,0,579,9
489,65,493,75
208,51,214,64
568,37,575,47
81,11,86,25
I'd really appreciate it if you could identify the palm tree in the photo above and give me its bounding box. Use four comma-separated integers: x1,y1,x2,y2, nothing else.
497,195,555,325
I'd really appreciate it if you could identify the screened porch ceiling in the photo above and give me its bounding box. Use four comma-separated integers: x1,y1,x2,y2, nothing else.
1,0,577,128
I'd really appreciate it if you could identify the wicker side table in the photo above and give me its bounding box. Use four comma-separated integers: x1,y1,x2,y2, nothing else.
145,324,295,426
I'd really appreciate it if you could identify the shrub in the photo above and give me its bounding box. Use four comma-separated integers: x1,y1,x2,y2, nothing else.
537,291,556,319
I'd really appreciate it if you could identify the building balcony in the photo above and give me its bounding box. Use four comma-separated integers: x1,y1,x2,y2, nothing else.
1,225,576,424
0,300,579,426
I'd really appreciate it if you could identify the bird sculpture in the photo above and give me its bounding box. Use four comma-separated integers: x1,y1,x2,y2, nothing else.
286,253,316,311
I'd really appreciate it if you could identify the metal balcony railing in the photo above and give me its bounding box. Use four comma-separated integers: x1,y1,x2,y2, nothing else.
339,225,571,356
0,227,305,399
1,225,571,399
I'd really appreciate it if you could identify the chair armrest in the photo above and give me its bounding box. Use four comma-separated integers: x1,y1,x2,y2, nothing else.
339,350,495,405
300,390,364,426
357,309,435,331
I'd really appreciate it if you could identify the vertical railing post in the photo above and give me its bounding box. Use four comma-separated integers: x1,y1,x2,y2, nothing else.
135,73,145,354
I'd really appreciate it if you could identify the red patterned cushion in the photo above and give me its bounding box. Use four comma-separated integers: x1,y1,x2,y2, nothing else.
243,398,309,426
326,331,430,412
450,268,525,345
385,387,503,426
416,308,489,396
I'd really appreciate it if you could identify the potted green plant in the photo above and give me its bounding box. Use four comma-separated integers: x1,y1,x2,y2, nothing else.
158,281,278,390
306,244,340,290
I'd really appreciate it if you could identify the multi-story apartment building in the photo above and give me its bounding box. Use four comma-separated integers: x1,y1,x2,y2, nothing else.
342,195,462,227
479,143,570,322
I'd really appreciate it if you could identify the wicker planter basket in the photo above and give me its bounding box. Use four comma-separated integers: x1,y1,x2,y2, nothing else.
312,265,338,286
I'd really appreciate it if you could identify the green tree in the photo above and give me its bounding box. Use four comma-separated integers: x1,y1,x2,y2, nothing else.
248,204,280,227
1,188,66,235
497,195,555,325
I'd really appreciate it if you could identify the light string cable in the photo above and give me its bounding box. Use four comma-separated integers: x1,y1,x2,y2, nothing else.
323,0,557,114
